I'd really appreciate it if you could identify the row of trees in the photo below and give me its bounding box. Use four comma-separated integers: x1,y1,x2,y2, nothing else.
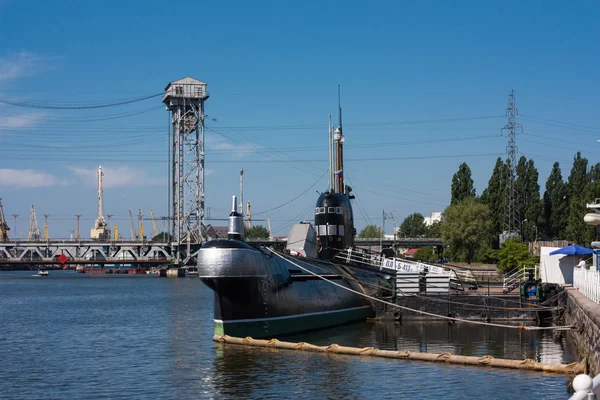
450,153,600,247
358,152,600,267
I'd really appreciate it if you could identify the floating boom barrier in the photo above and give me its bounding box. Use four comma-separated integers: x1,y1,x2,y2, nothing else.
214,335,585,375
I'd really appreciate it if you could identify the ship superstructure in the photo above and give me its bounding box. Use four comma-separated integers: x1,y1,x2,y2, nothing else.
197,94,389,338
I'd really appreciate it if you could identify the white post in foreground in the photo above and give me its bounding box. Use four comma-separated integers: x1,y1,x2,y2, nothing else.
569,374,600,400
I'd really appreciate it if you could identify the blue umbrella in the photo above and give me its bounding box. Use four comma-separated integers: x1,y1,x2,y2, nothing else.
549,244,593,256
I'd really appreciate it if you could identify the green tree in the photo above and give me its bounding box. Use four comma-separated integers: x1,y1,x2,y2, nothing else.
582,163,600,243
565,152,589,244
496,239,534,273
516,156,542,243
542,162,569,240
359,225,382,238
477,247,499,264
441,198,493,264
480,157,508,248
414,246,437,262
425,221,443,238
245,225,270,239
399,213,426,237
450,162,476,205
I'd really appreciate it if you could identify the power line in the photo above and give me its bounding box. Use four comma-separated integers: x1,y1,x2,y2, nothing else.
344,173,373,226
0,93,163,110
0,105,162,122
520,138,600,157
350,186,448,207
207,115,503,131
520,116,599,134
521,115,600,132
253,170,327,216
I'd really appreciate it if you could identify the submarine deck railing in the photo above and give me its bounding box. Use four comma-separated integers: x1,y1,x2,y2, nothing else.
333,247,477,285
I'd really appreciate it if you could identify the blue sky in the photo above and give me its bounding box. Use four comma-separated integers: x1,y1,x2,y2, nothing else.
0,0,599,238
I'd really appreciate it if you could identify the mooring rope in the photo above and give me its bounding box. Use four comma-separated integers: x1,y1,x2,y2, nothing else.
301,256,559,312
407,292,562,312
268,249,574,332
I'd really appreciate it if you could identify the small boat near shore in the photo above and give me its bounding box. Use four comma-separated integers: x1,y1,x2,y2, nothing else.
37,270,49,277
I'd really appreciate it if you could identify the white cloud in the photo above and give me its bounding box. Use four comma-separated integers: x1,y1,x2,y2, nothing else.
0,112,44,132
0,168,63,188
0,51,48,82
70,166,164,188
206,135,260,157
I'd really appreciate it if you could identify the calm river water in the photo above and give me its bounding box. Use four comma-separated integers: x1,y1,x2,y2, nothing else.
0,270,576,399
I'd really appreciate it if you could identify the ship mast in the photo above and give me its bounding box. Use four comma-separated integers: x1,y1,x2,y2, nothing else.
334,85,345,194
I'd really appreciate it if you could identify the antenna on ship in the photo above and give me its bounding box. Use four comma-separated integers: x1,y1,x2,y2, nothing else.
338,84,342,132
328,114,334,192
333,85,345,194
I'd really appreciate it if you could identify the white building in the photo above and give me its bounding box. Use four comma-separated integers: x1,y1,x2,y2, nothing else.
423,212,443,226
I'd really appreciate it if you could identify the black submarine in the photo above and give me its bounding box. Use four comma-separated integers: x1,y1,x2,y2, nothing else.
197,99,388,338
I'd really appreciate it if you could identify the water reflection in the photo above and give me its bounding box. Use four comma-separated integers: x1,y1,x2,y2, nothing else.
285,320,576,364
0,272,572,399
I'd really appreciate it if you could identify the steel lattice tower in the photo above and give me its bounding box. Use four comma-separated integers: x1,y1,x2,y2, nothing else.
501,89,523,242
28,205,40,241
163,77,209,262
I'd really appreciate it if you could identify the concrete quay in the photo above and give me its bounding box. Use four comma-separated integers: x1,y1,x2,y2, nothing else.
565,287,600,376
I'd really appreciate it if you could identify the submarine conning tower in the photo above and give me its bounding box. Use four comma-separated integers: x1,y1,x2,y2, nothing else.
228,195,245,240
315,191,355,250
315,86,356,252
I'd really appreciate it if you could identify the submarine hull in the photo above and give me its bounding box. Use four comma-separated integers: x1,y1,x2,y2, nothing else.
198,240,375,338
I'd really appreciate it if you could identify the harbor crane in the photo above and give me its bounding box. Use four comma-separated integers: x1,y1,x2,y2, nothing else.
138,209,145,241
43,214,50,241
91,166,110,241
150,210,159,239
113,223,119,242
128,210,138,241
0,199,9,241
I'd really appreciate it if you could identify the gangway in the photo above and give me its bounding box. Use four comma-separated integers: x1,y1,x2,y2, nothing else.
503,265,539,294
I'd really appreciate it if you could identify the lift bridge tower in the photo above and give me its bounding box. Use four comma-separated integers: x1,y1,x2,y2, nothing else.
163,77,209,263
